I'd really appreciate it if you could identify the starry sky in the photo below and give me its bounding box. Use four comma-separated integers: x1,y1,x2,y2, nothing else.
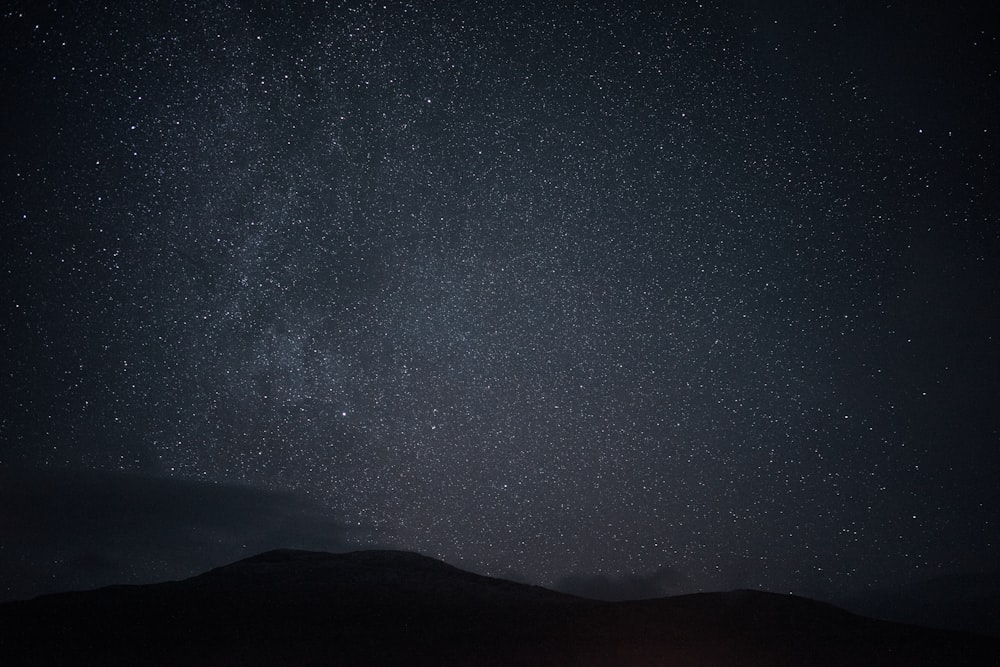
2,1,998,603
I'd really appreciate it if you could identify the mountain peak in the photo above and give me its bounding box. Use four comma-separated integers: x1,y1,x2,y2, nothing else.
193,548,567,604
3,550,997,665
228,548,461,573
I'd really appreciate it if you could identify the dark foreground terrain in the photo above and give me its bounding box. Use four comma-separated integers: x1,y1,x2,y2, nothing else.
1,549,996,665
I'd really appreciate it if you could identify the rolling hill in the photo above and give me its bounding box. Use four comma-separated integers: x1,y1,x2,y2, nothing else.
1,549,996,665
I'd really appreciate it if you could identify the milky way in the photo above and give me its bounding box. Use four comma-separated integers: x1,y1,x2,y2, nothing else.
3,1,998,597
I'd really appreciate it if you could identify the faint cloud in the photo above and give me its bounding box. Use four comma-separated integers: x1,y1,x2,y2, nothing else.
0,466,385,602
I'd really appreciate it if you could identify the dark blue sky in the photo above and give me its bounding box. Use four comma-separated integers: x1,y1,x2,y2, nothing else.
2,0,997,603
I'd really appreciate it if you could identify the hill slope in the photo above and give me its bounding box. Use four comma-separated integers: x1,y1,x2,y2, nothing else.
840,572,1000,638
1,549,996,666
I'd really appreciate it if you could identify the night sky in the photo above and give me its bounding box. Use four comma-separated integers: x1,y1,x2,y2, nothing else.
2,1,998,604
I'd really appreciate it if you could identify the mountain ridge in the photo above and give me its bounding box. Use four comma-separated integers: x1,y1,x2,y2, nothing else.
185,548,576,604
839,571,1000,638
1,548,996,666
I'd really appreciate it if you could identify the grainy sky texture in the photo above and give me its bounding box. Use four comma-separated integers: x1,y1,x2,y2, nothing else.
2,1,998,602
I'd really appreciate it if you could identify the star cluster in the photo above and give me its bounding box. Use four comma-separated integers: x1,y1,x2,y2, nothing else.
3,1,998,597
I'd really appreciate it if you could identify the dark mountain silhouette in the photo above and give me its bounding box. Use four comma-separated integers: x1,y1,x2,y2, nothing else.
839,572,1000,639
0,549,996,666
